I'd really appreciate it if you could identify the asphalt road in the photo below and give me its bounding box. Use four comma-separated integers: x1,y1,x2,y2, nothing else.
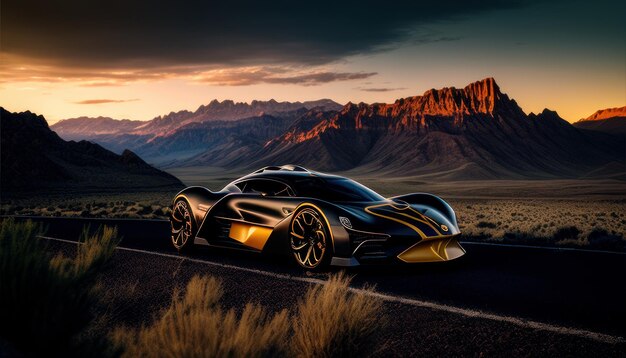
10,216,626,340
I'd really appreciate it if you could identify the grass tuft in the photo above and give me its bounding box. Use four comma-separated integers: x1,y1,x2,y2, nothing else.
291,272,385,358
115,275,290,358
0,218,119,356
115,273,386,358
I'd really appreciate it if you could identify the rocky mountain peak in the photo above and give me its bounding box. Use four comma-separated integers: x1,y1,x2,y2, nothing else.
582,106,626,121
119,149,146,165
1,108,50,131
409,77,511,117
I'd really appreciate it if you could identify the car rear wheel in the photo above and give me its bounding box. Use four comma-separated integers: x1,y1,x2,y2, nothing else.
289,207,331,270
171,199,195,251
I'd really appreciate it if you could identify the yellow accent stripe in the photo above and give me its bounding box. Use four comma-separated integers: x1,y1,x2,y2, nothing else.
365,203,444,237
364,204,427,239
394,210,442,235
408,206,443,235
367,203,440,232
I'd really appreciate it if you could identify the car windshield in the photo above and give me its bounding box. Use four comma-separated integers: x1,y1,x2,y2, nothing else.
293,177,384,202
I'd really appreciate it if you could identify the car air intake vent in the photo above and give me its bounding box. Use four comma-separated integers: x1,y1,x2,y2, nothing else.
347,229,389,251
354,241,389,262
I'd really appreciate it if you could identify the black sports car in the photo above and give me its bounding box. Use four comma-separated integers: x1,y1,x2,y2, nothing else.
170,165,465,269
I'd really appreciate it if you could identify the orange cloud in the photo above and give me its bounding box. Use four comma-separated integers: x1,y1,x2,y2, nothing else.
193,66,377,86
74,99,139,105
1,55,377,88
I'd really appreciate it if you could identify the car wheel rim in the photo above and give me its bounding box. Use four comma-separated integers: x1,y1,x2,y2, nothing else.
171,200,192,248
290,208,326,268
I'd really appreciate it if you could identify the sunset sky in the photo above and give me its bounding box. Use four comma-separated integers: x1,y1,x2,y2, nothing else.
1,0,624,123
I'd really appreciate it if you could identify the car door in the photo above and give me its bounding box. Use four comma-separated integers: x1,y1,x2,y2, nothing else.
232,179,297,226
198,179,299,251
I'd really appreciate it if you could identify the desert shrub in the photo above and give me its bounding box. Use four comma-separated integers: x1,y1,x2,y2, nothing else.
0,219,119,356
476,221,497,229
587,229,625,251
553,226,580,241
136,206,152,215
501,231,551,246
115,276,290,358
291,273,384,358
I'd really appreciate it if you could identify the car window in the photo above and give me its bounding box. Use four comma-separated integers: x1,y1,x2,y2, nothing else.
293,177,384,202
237,179,294,197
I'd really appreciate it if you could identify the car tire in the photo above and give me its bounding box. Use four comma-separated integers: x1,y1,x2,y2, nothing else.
170,198,196,252
289,206,332,270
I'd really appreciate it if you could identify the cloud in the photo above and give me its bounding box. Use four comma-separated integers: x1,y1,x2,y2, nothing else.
358,87,407,92
74,99,139,105
2,1,533,72
194,67,377,86
0,54,202,85
0,59,377,87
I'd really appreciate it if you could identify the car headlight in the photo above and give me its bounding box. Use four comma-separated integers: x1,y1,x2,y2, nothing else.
339,216,352,229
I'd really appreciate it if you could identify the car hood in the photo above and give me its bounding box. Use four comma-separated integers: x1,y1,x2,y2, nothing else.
337,200,460,239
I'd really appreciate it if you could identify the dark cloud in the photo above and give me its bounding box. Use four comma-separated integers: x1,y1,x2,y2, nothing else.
410,36,462,45
2,0,533,69
74,99,139,105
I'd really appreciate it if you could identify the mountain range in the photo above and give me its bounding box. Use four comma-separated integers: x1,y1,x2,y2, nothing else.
0,108,182,193
49,78,625,180
52,99,342,139
573,106,626,135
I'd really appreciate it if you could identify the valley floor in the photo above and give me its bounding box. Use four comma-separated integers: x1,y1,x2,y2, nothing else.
2,171,625,251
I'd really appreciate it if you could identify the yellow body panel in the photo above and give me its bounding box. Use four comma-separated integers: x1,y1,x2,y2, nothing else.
397,237,465,263
228,222,273,251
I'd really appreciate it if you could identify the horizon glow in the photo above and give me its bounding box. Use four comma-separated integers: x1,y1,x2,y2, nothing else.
1,0,624,124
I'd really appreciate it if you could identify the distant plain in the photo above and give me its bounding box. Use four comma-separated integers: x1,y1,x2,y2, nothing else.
3,165,625,252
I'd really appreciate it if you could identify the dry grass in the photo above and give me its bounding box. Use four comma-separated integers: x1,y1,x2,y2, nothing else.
4,196,623,250
0,191,174,219
114,273,385,358
0,219,119,356
114,276,291,358
451,199,625,250
6,177,620,249
50,226,119,278
0,218,385,357
292,273,384,358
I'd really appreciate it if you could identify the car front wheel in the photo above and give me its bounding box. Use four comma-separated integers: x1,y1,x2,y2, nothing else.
289,207,331,269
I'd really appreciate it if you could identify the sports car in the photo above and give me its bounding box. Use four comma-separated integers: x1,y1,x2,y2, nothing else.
170,165,465,269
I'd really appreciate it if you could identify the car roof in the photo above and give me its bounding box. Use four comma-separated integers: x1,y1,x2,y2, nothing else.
235,165,343,185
